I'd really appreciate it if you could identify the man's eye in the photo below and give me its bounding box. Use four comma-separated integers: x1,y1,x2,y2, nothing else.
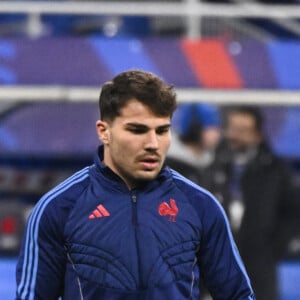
129,128,146,134
157,128,170,135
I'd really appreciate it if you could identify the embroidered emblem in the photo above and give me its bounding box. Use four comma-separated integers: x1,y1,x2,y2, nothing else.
89,204,110,219
158,199,178,222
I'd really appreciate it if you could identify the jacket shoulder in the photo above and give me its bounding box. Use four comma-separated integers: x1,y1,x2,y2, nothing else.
169,168,225,218
33,166,91,227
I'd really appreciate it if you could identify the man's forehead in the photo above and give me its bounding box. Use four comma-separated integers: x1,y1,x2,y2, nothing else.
118,101,170,123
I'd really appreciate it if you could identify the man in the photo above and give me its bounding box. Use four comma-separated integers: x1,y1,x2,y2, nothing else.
16,70,255,300
208,106,296,300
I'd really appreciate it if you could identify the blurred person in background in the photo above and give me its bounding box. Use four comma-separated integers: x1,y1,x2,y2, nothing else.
166,103,221,187
208,106,297,300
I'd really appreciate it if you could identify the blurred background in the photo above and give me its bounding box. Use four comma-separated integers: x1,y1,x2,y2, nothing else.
1,0,300,299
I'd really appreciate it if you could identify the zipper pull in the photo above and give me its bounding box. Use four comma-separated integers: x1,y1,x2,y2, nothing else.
132,195,137,203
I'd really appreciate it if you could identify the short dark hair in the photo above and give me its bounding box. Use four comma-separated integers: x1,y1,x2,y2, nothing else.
228,106,264,132
99,69,177,122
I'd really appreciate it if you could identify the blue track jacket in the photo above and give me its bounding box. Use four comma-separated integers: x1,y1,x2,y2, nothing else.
16,146,255,300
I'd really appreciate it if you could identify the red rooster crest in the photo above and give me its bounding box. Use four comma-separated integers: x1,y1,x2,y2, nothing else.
158,199,178,222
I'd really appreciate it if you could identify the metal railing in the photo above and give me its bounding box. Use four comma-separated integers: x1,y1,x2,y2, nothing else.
1,1,300,38
1,85,300,106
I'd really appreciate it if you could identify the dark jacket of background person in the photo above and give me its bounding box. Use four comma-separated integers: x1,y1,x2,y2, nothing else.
206,138,297,300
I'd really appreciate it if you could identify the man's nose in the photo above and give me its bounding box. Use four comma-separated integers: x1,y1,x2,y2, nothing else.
145,131,159,149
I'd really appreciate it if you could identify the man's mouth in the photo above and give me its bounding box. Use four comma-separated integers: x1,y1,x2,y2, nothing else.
139,157,160,170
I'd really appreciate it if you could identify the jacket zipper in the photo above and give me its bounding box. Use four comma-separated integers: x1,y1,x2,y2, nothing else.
131,192,143,287
131,193,138,226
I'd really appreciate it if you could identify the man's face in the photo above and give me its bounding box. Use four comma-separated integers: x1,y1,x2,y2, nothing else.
225,112,261,152
96,99,171,189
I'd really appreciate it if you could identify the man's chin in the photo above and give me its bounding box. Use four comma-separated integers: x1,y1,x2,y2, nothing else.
135,170,160,182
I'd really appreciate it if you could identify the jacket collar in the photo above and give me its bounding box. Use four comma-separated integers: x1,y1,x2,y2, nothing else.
93,145,171,191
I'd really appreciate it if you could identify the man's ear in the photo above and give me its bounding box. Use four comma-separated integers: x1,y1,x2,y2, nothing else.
96,120,110,144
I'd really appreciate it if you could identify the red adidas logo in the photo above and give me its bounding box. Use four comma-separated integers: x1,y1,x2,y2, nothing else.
89,204,110,219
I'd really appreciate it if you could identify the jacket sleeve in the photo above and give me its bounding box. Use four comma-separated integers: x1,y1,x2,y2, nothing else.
197,192,256,300
16,195,68,300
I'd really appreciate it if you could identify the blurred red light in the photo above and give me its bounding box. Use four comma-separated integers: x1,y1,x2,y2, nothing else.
0,217,17,234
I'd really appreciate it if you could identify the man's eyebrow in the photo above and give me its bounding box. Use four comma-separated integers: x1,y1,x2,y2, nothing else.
126,122,146,126
125,123,171,129
157,124,171,129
